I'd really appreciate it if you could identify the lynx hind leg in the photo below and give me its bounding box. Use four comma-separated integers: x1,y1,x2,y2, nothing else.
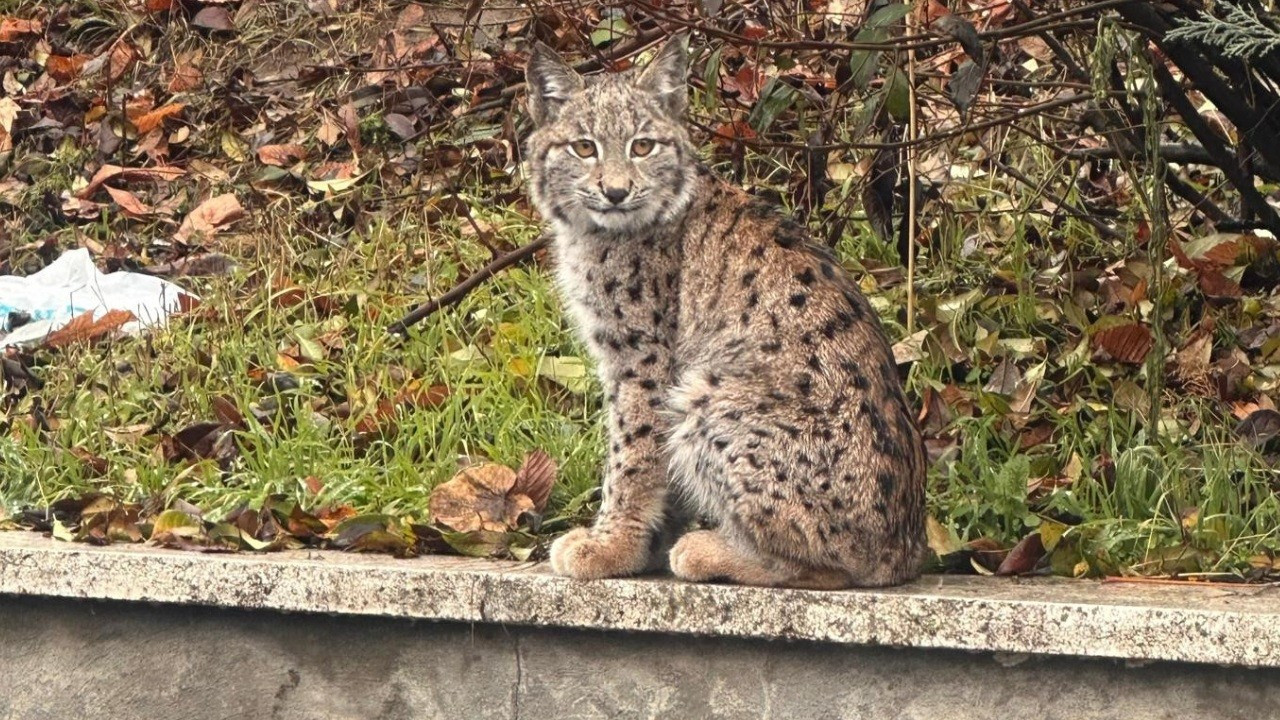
665,369,856,590
669,529,853,590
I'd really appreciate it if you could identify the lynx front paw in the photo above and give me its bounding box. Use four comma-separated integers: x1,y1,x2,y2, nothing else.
549,528,648,580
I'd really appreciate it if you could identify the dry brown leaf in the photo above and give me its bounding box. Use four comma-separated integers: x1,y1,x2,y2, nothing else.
175,193,244,242
46,54,90,82
132,103,185,134
168,65,202,93
1093,323,1152,365
104,186,154,217
1198,269,1242,301
996,532,1046,576
192,7,235,31
428,463,533,533
256,143,307,166
145,0,175,11
513,450,557,512
711,120,757,148
43,309,135,349
78,164,185,199
108,42,139,83
339,101,362,152
354,383,451,436
210,395,245,427
0,17,40,42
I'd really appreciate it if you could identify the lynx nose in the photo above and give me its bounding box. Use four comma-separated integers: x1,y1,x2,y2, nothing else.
603,186,630,205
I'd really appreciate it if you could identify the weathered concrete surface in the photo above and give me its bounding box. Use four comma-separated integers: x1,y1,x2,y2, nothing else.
2,532,1279,668
2,595,1278,720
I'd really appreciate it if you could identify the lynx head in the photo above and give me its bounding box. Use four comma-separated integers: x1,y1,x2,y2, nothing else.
525,34,697,234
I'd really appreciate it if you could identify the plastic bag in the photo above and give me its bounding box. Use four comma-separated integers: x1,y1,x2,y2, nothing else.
0,248,196,347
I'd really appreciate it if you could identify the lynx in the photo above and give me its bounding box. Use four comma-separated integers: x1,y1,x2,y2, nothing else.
525,34,926,588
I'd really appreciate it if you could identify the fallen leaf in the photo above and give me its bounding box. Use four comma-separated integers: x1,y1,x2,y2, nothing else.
711,120,758,148
429,463,533,533
513,450,557,512
383,113,416,140
926,516,962,556
932,12,983,62
131,103,185,134
78,164,185,199
171,421,234,462
1198,269,1242,301
983,358,1021,395
104,186,154,217
1236,409,1280,447
1093,323,1153,365
0,17,40,42
440,529,512,557
211,395,245,427
175,193,245,242
168,64,202,92
42,309,135,349
996,532,1045,575
108,41,139,83
46,54,91,82
329,514,413,555
150,509,204,541
257,143,307,166
192,7,235,31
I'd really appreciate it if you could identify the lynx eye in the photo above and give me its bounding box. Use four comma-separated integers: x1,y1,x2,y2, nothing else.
630,138,656,158
569,139,598,158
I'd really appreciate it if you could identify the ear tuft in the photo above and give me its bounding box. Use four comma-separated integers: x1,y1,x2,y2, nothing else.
525,42,584,126
635,32,691,115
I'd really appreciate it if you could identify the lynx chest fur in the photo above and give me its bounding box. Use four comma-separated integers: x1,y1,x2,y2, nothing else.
525,35,926,589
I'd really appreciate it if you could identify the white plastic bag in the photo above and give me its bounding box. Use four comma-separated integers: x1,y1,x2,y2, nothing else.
0,248,195,347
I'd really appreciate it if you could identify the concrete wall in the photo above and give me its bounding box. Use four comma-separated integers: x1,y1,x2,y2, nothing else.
2,595,1276,720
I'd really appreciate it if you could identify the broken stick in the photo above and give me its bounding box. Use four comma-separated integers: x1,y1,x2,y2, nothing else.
387,235,550,336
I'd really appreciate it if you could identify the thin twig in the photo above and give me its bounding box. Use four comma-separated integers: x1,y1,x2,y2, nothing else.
989,157,1122,241
687,93,1093,152
387,235,551,335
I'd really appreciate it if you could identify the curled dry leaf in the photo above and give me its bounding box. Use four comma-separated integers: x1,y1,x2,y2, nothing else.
428,463,533,533
513,450,557,512
995,532,1046,576
131,103,185,134
78,164,185,199
42,309,135,349
175,193,245,242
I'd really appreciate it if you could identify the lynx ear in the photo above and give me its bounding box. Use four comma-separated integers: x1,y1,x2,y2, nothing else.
526,41,584,126
635,32,690,115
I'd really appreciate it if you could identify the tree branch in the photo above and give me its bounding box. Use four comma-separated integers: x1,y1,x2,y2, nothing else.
387,236,551,336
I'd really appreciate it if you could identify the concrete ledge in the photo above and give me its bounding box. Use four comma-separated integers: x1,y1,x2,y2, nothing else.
2,531,1278,668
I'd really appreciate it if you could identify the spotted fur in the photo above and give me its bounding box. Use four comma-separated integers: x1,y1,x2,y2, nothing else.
526,35,926,588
